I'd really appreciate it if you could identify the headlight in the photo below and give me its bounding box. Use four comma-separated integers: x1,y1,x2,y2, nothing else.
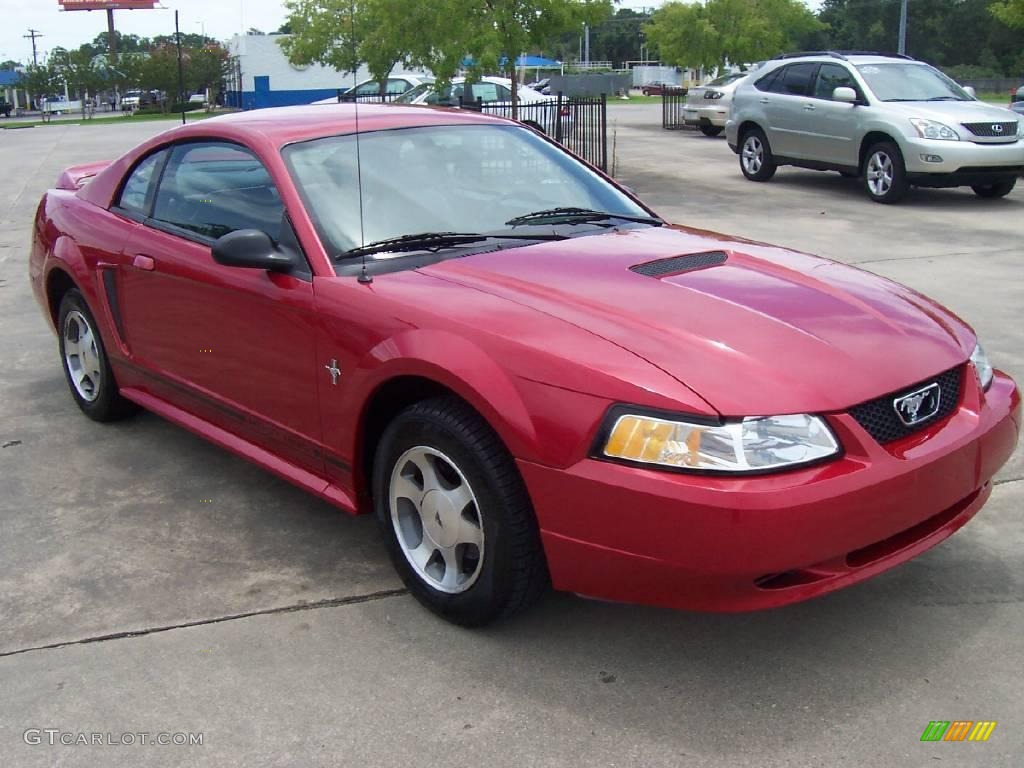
909,118,960,141
599,410,840,473
970,342,993,391
704,90,724,100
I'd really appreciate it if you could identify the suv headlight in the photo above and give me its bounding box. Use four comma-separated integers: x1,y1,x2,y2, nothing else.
598,410,840,473
970,342,993,391
910,118,960,141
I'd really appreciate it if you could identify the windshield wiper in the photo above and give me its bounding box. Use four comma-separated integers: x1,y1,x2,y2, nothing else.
505,206,663,227
340,231,564,260
926,95,962,101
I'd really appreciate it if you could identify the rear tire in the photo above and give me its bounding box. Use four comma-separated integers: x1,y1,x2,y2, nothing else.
57,289,137,422
700,124,724,137
739,127,777,182
863,141,909,203
971,178,1016,198
373,397,548,626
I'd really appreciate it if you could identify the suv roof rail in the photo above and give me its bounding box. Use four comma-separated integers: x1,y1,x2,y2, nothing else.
833,50,915,60
772,51,848,61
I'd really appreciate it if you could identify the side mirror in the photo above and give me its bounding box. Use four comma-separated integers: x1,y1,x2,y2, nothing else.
833,86,858,104
963,85,977,99
212,229,296,273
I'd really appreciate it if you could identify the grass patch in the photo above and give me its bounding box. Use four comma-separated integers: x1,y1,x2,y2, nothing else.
3,111,228,130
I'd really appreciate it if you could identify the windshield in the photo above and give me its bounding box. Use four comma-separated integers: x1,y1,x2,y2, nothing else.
283,124,649,257
707,73,745,87
855,63,972,102
395,82,435,103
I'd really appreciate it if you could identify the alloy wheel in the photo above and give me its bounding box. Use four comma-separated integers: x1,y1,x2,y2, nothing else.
742,136,763,174
866,151,893,197
63,310,102,402
389,446,485,594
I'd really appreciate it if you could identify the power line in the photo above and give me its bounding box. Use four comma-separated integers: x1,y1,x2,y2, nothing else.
24,29,43,67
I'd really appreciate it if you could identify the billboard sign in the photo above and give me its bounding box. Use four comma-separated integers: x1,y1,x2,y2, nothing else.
59,1,157,10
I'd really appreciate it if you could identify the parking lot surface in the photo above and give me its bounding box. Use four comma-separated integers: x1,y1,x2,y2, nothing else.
1,106,1021,766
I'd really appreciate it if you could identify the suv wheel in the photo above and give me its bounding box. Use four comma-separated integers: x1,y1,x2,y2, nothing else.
863,142,909,203
739,128,777,182
971,179,1016,199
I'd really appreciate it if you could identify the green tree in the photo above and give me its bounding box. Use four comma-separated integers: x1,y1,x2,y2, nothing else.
991,0,1024,28
645,0,821,72
23,64,62,105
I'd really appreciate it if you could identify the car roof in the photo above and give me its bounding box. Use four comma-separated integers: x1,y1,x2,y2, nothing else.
159,103,510,146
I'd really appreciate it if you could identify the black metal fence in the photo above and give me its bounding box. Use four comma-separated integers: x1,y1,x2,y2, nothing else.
661,87,690,130
469,94,608,172
335,90,404,103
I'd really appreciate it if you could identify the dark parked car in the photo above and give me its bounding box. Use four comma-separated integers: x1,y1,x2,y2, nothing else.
640,81,683,96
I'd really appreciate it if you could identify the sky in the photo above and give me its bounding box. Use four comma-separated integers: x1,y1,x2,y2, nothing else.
1,0,823,67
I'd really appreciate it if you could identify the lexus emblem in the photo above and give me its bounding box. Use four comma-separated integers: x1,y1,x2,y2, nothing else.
992,123,1004,133
893,383,941,426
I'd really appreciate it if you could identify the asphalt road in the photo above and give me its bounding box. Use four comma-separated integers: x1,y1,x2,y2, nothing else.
1,106,1021,767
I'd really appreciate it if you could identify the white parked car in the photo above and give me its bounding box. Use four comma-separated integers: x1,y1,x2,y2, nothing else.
683,72,750,136
394,76,548,107
312,75,430,104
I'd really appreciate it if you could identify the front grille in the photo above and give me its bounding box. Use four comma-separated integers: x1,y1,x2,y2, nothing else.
630,250,728,278
962,121,1017,137
849,366,963,445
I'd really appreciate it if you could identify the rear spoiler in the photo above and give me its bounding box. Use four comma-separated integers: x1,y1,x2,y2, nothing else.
56,160,112,191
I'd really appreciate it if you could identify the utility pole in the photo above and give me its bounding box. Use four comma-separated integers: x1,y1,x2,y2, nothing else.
175,10,186,124
106,8,118,65
584,23,590,66
24,29,43,67
897,0,908,55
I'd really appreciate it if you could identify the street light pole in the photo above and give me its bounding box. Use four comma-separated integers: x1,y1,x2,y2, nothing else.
898,0,908,55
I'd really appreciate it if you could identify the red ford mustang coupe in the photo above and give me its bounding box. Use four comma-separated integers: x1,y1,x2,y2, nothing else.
30,105,1020,625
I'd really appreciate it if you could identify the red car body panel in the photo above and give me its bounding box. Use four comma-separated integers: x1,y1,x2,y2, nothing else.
29,104,1021,613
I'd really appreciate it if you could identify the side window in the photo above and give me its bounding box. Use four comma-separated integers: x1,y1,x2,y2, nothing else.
355,81,379,96
777,63,818,96
814,63,858,100
386,78,410,95
151,142,283,242
755,68,782,92
495,83,512,101
117,150,166,216
468,82,500,103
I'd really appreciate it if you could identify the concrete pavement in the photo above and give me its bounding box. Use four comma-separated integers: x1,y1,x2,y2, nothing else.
1,110,1021,766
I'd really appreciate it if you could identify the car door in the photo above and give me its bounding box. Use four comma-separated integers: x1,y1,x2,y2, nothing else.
115,140,324,475
760,62,820,159
802,63,863,168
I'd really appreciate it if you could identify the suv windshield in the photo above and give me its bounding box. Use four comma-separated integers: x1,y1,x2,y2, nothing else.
855,63,972,102
395,82,435,103
284,124,650,257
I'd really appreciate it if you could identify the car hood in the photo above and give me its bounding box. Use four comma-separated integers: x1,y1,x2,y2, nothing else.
422,226,974,416
880,99,1020,127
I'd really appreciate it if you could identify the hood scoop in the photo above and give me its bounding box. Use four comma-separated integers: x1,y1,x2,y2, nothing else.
630,250,728,278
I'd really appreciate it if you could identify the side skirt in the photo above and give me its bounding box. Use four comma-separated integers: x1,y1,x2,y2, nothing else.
120,387,359,515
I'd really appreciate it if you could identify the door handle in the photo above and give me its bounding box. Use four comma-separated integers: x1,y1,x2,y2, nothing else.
804,104,816,111
132,254,156,271
759,97,770,104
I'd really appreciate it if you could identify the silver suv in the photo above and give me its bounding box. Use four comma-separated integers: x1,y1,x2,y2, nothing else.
726,52,1024,203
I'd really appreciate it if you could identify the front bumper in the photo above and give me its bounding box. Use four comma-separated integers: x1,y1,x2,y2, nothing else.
901,135,1024,179
520,371,1020,612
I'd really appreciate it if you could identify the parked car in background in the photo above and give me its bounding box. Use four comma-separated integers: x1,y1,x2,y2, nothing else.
531,77,551,95
1009,100,1024,117
1011,84,1023,103
727,51,1024,203
683,72,749,137
639,81,680,97
121,89,144,109
316,75,429,104
395,77,547,107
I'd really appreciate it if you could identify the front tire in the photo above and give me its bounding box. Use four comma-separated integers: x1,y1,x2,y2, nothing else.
739,127,777,181
971,178,1016,198
57,289,136,422
373,398,548,626
863,141,909,203
700,124,724,137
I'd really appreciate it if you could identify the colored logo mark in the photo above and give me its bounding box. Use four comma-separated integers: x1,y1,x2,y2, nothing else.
920,721,997,742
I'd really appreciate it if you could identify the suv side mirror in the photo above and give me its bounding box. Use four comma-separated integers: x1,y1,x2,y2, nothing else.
962,85,977,99
212,229,297,273
833,87,858,104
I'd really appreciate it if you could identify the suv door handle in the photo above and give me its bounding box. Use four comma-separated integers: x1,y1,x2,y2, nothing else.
132,254,156,271
759,97,770,104
803,104,816,111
